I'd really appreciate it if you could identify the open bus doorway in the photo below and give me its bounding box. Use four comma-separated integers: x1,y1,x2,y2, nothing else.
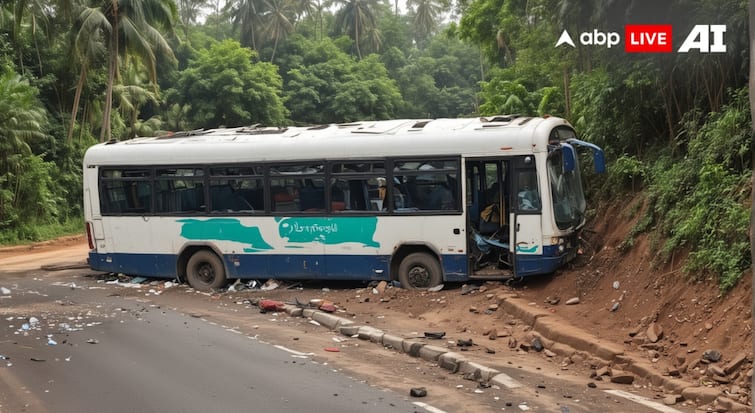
466,159,513,277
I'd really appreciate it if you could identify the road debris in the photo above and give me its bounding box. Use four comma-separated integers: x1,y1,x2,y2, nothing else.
259,299,286,312
261,279,279,291
410,387,427,397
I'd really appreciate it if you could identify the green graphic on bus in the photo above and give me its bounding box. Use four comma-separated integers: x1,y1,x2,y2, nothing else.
516,243,539,253
179,218,274,252
277,217,380,248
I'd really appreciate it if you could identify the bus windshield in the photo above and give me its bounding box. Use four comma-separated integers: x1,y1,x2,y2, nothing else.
547,148,586,230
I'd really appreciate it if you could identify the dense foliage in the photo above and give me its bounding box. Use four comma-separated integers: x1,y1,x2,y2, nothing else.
0,0,750,291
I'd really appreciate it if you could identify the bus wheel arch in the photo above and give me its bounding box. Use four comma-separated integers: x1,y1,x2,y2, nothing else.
391,244,443,290
179,245,228,291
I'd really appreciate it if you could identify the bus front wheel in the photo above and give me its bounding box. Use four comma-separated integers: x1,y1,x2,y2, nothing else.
186,250,227,291
398,252,442,290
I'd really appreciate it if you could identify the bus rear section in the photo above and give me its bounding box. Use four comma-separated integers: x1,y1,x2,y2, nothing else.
82,153,469,290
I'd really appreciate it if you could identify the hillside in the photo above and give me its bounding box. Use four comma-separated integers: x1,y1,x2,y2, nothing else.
515,197,753,405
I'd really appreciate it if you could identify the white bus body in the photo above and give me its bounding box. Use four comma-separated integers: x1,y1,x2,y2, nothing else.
83,116,605,290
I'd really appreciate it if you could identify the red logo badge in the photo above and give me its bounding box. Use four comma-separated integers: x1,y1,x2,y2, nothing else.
625,25,673,53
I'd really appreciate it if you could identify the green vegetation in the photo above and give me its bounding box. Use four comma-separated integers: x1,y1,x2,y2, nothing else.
0,0,750,291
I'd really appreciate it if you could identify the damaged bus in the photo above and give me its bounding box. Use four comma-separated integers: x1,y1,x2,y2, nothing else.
83,116,605,291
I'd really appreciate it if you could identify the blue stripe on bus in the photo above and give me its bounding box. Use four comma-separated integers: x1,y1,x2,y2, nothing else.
90,252,467,282
89,252,177,278
515,245,575,276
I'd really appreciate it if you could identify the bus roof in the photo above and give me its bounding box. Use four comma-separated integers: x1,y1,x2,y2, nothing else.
84,116,574,166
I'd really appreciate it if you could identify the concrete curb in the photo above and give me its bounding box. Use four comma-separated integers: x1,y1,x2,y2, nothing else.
500,297,719,401
275,298,713,400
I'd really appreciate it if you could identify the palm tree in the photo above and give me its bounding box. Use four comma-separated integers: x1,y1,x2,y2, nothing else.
407,0,443,48
74,0,176,141
0,70,46,160
177,0,211,41
11,0,52,74
292,0,324,40
114,61,160,139
68,14,106,143
226,0,265,50
329,0,381,59
261,0,295,63
0,70,49,225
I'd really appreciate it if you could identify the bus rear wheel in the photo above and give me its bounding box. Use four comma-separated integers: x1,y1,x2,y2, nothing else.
186,250,227,292
398,252,442,290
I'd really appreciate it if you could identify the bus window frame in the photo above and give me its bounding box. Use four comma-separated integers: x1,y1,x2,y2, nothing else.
96,156,463,217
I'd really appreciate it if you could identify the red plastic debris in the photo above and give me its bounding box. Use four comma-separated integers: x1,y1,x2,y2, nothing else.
318,303,337,313
323,347,340,352
259,299,286,312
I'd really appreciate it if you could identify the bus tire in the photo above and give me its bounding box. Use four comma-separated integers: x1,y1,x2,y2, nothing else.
186,250,227,291
398,252,442,290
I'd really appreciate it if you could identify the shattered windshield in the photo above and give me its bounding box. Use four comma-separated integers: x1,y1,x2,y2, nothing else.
548,148,586,230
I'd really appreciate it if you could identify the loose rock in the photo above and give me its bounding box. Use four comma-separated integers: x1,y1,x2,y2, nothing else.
609,372,635,384
663,395,683,405
410,387,427,397
708,365,726,377
703,349,722,363
646,323,663,343
565,297,580,305
723,352,748,374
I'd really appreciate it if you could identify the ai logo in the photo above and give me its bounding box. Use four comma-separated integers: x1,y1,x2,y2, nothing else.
678,25,727,53
555,25,727,53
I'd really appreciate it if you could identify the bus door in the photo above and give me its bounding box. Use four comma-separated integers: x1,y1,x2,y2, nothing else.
511,156,543,276
466,159,512,273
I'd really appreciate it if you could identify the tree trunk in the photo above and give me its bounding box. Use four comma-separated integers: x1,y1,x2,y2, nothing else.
68,64,87,143
355,12,362,59
101,1,119,142
271,35,279,63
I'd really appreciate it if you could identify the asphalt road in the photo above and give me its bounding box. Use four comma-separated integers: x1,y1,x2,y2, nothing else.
0,246,697,413
0,272,422,413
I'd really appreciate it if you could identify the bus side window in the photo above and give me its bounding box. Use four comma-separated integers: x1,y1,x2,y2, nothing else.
101,181,128,213
330,180,346,211
298,179,325,211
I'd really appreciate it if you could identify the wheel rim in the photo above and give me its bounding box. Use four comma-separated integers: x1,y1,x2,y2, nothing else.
196,262,215,285
407,265,431,288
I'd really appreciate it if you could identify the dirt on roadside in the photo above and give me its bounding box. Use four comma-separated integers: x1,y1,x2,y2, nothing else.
2,203,752,411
